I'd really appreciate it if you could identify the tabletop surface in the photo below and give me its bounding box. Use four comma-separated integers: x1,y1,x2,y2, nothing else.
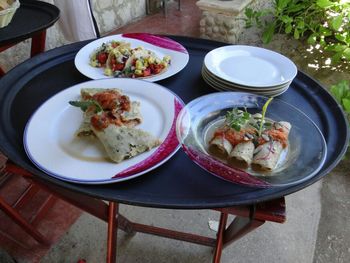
0,0,60,46
0,36,348,209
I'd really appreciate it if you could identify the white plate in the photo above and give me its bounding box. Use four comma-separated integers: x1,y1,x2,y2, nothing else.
75,33,189,82
204,45,297,87
201,68,289,97
24,78,184,184
202,64,292,91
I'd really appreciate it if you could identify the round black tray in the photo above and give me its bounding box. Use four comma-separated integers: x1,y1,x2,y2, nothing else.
0,0,60,46
0,36,348,209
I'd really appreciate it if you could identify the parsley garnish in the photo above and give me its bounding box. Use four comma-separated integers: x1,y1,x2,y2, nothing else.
225,108,251,131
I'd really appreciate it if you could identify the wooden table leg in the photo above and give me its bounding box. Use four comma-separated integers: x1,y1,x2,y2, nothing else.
30,31,46,57
0,67,5,76
212,212,228,263
5,162,286,262
0,29,46,77
221,205,265,249
223,216,265,249
106,201,118,263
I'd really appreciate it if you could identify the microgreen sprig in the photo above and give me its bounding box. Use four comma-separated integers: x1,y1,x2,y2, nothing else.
225,108,251,131
258,97,273,136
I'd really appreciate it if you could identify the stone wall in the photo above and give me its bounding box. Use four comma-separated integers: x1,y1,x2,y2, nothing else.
0,0,146,72
197,0,271,45
92,0,146,36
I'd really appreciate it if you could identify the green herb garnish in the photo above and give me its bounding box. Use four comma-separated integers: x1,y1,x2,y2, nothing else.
120,67,133,77
69,100,103,113
225,108,251,131
258,97,273,136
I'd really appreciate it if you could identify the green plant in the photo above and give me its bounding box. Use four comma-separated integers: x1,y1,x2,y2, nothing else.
330,80,350,154
330,80,350,114
244,0,350,63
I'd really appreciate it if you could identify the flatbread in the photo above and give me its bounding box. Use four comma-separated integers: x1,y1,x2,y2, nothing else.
91,124,161,163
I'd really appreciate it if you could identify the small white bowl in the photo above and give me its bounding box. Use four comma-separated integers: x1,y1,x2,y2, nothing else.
0,0,20,28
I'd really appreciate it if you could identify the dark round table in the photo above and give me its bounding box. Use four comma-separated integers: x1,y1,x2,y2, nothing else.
0,36,348,209
0,0,60,75
0,0,60,46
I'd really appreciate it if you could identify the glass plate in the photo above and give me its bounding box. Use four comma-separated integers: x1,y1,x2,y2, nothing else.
74,33,189,82
24,78,184,184
176,92,327,187
204,45,297,87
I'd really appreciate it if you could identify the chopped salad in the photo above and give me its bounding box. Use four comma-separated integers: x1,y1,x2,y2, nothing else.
90,40,171,78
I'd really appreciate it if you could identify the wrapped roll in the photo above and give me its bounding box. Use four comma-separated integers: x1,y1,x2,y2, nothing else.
208,134,233,159
228,141,255,169
104,47,131,76
252,121,291,172
208,127,255,167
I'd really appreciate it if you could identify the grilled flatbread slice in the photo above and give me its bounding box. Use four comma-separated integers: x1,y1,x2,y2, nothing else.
91,124,161,163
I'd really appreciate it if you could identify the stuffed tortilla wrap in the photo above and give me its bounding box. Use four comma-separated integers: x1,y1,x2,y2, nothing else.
252,121,291,171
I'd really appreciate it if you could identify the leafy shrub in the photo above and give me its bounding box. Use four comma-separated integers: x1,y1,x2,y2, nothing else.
244,0,350,63
330,80,350,154
330,80,350,116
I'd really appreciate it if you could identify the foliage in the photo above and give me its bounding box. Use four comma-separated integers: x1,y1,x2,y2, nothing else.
244,0,350,63
330,80,350,154
225,108,251,131
330,80,350,115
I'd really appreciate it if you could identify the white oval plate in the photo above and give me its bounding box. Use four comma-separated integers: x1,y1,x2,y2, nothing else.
24,78,184,184
75,33,189,82
204,45,297,87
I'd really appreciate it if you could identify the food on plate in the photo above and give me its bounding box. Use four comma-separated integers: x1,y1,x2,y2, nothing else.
71,88,142,137
90,41,130,68
208,99,291,172
89,41,171,78
0,0,13,10
251,121,291,171
69,88,161,163
208,109,257,169
91,124,161,163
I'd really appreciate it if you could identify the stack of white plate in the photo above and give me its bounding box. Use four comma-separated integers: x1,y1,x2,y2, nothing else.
202,45,298,97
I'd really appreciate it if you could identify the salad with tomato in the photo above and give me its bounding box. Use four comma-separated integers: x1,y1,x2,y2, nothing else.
89,41,171,78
